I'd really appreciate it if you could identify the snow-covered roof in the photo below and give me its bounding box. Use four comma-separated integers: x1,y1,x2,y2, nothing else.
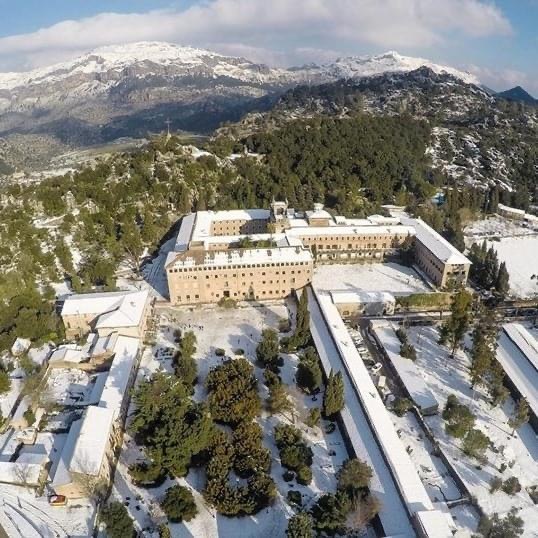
330,291,395,305
416,510,454,538
497,324,538,420
0,461,42,486
402,217,470,265
62,289,148,330
503,323,538,371
98,335,139,418
287,224,415,237
307,289,415,536
167,246,313,269
498,203,525,216
306,208,332,220
49,344,87,364
94,290,149,329
190,209,270,244
309,288,453,536
370,321,439,412
174,212,196,252
53,406,114,486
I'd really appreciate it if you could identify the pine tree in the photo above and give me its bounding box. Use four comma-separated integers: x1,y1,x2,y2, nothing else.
487,361,509,407
256,328,280,370
469,309,498,388
323,370,345,418
508,398,529,436
439,289,473,357
174,331,198,387
287,512,314,538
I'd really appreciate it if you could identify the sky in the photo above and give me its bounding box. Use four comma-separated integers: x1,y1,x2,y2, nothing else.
0,0,536,95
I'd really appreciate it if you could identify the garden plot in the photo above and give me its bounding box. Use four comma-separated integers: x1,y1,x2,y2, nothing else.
112,302,350,537
313,262,430,296
405,325,538,537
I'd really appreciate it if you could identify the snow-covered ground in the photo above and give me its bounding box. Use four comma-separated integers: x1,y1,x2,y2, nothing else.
44,368,91,406
483,236,538,299
405,325,538,536
313,262,431,296
464,216,536,242
111,302,350,537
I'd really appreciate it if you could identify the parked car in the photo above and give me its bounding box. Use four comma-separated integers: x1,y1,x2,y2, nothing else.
48,495,67,506
371,363,383,374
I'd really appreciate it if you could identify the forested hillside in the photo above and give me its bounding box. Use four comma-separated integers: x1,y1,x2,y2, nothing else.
220,68,538,207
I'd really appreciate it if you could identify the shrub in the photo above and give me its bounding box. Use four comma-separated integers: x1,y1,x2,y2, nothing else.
395,327,408,343
392,397,412,417
275,424,313,475
234,348,245,355
158,524,171,538
287,512,314,538
100,501,134,538
462,428,490,459
287,490,302,506
296,466,313,486
161,485,198,523
218,297,237,308
311,492,350,535
128,462,165,487
502,476,522,495
283,470,295,482
400,342,417,361
215,348,226,357
337,458,373,497
23,408,36,426
443,394,475,438
305,407,321,428
489,476,503,493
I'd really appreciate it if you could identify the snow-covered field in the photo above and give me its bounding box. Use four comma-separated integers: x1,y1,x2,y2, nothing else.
112,302,350,537
313,262,431,296
485,236,538,298
464,216,536,242
404,325,538,536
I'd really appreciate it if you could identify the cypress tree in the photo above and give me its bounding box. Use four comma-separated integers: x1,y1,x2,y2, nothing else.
323,370,345,418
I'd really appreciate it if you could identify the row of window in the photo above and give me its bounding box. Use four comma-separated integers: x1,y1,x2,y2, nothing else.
169,261,310,273
175,288,293,303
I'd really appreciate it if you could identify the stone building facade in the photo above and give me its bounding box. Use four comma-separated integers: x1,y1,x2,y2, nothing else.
165,201,471,305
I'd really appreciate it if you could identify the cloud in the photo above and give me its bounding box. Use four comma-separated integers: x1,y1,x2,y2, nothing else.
468,64,538,95
0,0,512,71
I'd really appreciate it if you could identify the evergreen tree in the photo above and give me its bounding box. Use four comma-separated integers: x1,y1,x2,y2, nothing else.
256,329,280,371
100,501,134,538
161,485,198,523
323,370,345,418
438,289,473,357
287,512,314,538
337,458,373,500
462,428,490,459
495,262,510,297
296,347,322,394
469,309,498,388
173,331,198,387
311,492,350,535
487,361,510,407
291,291,310,348
508,398,529,436
267,379,293,416
206,358,261,425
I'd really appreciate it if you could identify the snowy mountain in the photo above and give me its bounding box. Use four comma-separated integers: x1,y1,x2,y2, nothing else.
296,50,479,85
0,42,484,171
